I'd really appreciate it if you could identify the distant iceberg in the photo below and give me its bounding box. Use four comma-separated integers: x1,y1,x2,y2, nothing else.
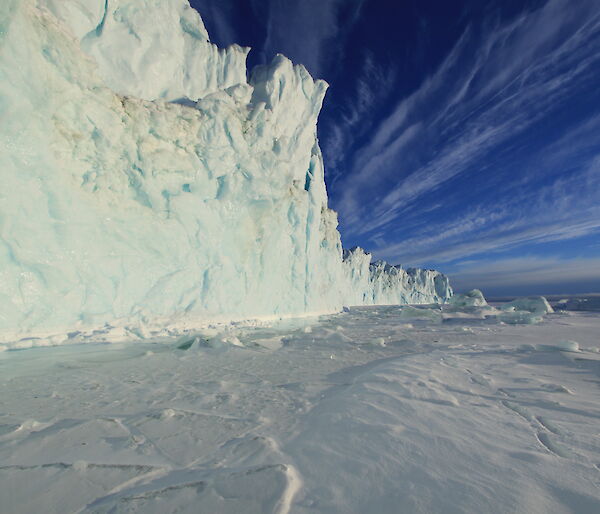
0,0,452,344
448,289,487,308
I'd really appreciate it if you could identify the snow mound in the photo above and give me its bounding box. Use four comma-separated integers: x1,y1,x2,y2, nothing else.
0,0,451,344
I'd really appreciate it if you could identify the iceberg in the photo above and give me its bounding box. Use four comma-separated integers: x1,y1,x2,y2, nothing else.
0,0,452,344
492,296,553,325
447,289,487,308
500,296,554,315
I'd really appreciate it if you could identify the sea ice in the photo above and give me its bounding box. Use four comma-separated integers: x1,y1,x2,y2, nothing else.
1,303,599,513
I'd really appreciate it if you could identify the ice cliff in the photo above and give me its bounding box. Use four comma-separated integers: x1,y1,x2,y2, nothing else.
0,0,452,343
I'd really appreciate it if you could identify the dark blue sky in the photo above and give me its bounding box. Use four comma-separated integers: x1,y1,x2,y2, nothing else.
190,0,600,295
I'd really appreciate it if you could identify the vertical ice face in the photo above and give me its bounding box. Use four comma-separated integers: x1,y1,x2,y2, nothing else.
341,248,452,306
0,0,451,342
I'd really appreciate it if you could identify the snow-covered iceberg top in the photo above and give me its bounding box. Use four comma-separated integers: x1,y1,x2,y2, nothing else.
501,296,554,315
41,0,249,101
0,0,452,345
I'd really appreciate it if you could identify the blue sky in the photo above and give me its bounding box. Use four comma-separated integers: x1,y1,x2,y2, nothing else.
191,0,600,296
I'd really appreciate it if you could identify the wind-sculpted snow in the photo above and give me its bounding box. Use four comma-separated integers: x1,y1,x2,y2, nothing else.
0,0,451,344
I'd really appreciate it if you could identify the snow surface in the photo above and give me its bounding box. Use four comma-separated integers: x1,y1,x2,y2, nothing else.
1,301,599,513
0,0,451,344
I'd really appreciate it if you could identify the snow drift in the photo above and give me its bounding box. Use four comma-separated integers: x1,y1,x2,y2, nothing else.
0,0,452,343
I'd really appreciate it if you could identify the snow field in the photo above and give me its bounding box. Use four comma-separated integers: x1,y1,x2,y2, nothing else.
1,303,599,513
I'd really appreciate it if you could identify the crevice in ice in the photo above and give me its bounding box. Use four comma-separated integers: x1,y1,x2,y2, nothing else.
170,97,198,109
216,176,227,199
161,190,172,218
94,0,109,37
180,16,208,43
126,165,152,208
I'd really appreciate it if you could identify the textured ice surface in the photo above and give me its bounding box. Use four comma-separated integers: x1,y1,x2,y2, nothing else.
1,304,599,513
0,0,451,343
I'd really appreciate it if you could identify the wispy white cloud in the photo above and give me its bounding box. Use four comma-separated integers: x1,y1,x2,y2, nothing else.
447,255,600,294
194,0,600,277
324,52,397,186
371,145,600,265
348,0,598,201
349,27,473,178
333,0,600,266
253,0,366,79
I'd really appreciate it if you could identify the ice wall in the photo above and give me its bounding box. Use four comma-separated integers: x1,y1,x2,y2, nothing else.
0,0,451,343
341,248,452,306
